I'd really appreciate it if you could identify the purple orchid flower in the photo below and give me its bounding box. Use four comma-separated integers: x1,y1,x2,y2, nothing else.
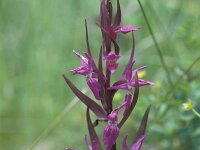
122,134,147,150
108,66,154,91
105,51,122,73
70,50,97,77
70,50,101,100
103,99,130,150
103,111,119,150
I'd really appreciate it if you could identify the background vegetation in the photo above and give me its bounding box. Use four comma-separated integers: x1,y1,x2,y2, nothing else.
0,0,200,149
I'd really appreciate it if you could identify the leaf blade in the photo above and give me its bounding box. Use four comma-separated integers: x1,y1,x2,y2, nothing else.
63,75,107,118
86,107,102,150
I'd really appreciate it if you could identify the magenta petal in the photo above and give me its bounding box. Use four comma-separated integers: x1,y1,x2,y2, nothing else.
85,52,96,71
73,50,88,66
114,25,140,34
130,134,147,150
108,83,128,90
107,62,118,73
105,51,121,60
122,135,129,150
107,110,118,122
86,78,101,100
105,51,121,73
130,79,154,87
70,66,90,75
103,123,119,150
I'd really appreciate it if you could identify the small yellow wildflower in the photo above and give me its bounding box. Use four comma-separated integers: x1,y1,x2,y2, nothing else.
183,101,193,111
138,70,146,78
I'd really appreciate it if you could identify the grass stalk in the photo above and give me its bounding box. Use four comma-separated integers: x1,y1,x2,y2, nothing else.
137,0,173,87
28,88,87,150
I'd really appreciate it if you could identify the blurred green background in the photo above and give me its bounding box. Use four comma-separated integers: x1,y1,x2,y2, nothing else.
0,0,200,149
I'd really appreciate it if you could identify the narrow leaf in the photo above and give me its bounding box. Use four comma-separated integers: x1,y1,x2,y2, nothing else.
135,105,151,140
121,32,135,78
122,135,129,150
86,107,102,150
118,73,139,128
63,75,106,118
107,0,113,26
85,19,91,56
112,38,120,55
132,105,151,150
113,0,121,26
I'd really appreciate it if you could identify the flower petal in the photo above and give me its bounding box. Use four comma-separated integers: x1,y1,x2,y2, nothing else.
73,50,88,66
105,52,121,73
103,123,119,150
86,78,101,100
130,79,154,87
70,66,90,76
107,83,128,90
114,25,140,34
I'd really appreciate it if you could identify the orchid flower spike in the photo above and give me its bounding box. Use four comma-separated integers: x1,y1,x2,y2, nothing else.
71,50,101,100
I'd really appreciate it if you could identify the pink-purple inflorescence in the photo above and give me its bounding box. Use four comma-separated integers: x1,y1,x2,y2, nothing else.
64,0,153,150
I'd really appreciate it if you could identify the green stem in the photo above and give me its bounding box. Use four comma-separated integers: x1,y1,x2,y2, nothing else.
28,88,87,150
137,0,173,87
192,108,200,119
165,55,200,99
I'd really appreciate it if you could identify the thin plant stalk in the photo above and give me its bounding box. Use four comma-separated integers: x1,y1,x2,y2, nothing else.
28,88,87,150
137,0,173,87
192,108,200,119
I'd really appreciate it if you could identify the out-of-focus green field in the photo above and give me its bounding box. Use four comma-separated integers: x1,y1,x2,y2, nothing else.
0,0,200,150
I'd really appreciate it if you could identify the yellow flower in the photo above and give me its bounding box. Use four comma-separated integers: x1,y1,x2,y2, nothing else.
138,70,146,78
183,101,193,111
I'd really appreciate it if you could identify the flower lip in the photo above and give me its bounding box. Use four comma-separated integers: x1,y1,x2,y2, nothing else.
105,51,122,73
